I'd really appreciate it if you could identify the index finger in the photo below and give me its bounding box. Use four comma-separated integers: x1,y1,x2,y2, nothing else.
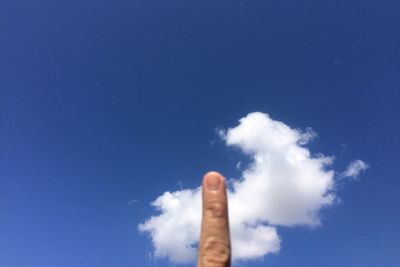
197,171,231,267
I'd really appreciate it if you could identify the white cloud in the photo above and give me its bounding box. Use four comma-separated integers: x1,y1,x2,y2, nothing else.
139,189,202,263
139,112,367,264
236,161,242,170
127,199,139,205
340,159,369,179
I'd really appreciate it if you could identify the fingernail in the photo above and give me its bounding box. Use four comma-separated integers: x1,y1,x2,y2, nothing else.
206,173,221,191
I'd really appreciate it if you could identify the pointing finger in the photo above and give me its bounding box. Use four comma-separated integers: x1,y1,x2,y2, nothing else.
197,171,231,267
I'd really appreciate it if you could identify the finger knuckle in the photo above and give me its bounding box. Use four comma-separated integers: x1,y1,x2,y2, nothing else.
201,238,231,266
206,201,226,218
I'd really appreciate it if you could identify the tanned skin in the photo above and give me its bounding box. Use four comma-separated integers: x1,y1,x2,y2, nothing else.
197,172,231,267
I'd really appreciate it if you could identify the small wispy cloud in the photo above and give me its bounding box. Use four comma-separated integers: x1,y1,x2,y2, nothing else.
235,161,242,170
127,199,139,206
340,159,369,179
139,112,368,264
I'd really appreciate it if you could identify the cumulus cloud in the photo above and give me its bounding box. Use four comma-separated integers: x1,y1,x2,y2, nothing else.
139,112,366,264
340,159,369,179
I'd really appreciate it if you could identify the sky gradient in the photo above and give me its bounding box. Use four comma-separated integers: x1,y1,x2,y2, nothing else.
1,0,400,266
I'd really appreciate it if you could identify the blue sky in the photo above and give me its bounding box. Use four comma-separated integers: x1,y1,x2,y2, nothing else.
1,0,400,266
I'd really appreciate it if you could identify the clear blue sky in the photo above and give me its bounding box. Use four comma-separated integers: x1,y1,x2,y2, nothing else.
1,0,399,266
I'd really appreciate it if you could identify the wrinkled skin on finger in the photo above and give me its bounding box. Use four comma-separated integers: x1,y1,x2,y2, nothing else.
197,172,231,267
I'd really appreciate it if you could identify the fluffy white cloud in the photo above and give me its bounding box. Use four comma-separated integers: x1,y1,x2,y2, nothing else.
340,159,369,179
139,112,366,264
139,189,202,263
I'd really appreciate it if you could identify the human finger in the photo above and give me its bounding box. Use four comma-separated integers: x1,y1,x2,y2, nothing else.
197,171,231,267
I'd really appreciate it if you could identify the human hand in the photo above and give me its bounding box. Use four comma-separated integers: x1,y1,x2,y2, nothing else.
197,172,231,267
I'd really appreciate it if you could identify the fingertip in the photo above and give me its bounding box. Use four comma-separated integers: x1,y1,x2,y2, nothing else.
203,171,223,180
203,171,224,191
